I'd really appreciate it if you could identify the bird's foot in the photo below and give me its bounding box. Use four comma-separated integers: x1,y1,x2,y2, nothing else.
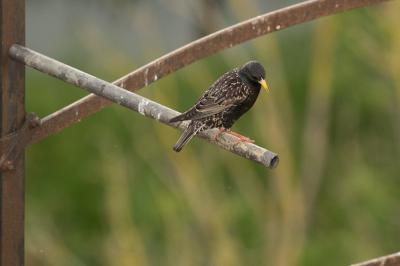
214,127,228,141
227,130,255,143
214,128,255,144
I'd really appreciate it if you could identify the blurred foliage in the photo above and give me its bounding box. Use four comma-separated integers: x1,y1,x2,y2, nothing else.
25,1,400,266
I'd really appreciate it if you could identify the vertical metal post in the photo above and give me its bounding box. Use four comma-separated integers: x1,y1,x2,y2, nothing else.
0,0,25,265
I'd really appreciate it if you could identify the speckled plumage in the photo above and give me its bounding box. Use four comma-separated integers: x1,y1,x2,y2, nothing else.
170,61,267,152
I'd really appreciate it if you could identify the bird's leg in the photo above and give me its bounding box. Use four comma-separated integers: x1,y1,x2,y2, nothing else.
214,127,227,141
226,129,255,143
213,128,255,144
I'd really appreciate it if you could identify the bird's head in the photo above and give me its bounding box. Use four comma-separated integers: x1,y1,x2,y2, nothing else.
239,61,269,92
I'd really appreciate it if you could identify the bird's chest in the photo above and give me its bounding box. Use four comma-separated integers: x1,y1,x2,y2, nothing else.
233,86,260,113
236,88,259,112
222,87,260,127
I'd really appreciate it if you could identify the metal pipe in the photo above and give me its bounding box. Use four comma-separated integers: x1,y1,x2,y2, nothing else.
10,44,279,169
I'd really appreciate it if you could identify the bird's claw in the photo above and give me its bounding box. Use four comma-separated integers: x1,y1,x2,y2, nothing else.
232,136,255,147
235,136,255,143
214,127,227,141
227,130,255,143
214,128,255,144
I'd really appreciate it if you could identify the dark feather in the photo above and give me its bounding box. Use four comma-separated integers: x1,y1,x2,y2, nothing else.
173,122,204,152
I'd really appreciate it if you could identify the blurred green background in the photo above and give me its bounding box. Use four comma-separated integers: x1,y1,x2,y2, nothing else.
25,0,400,265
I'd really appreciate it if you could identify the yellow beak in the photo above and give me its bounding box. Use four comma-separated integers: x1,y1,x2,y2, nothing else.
258,78,269,92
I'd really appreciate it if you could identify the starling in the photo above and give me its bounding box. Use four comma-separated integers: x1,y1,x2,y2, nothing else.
169,61,269,152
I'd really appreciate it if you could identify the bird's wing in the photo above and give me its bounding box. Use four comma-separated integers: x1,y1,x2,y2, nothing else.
169,70,246,122
169,95,235,122
186,75,246,120
192,93,236,117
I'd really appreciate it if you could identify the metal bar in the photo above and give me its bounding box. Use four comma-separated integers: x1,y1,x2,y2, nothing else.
25,0,391,146
10,44,279,169
351,252,400,266
0,0,25,265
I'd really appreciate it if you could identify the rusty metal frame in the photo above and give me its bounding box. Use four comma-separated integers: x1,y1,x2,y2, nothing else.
351,252,400,266
0,0,25,265
22,0,393,147
0,0,395,265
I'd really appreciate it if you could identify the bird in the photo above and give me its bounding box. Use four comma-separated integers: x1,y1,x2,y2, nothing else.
169,61,269,152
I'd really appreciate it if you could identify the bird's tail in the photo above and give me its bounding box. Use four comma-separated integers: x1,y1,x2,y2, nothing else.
173,123,203,152
169,113,188,123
